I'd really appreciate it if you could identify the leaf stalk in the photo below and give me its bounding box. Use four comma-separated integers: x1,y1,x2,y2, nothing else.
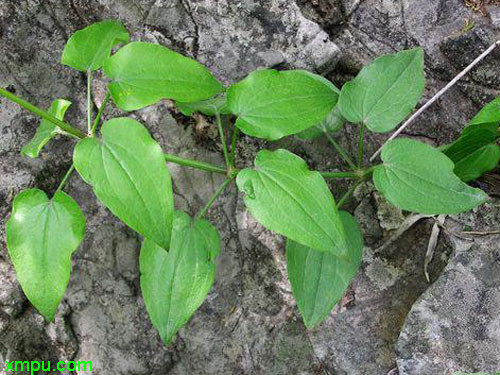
336,165,377,208
357,123,365,168
0,87,85,139
90,92,110,136
55,164,76,194
164,153,227,175
215,112,231,167
196,178,234,219
87,70,93,134
324,132,357,170
336,181,361,209
229,125,239,167
320,171,358,179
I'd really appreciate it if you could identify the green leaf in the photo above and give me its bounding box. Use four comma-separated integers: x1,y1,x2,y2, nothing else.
61,20,129,72
464,97,500,135
373,138,488,214
236,149,347,256
295,126,324,140
453,144,500,182
176,93,231,116
6,189,85,321
73,117,174,249
21,99,72,158
443,128,497,163
442,127,499,181
286,211,363,328
462,121,499,136
338,48,425,133
227,69,339,140
103,42,224,111
140,211,219,345
296,105,344,140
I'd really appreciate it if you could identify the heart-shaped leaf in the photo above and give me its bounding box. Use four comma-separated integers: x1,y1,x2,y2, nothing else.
6,189,85,321
61,20,129,72
338,48,425,133
73,117,174,249
21,99,72,158
227,69,339,140
236,149,347,256
287,211,363,328
103,42,224,111
140,211,219,345
373,138,488,214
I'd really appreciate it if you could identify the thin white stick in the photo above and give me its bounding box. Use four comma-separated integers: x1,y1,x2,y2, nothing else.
370,40,500,162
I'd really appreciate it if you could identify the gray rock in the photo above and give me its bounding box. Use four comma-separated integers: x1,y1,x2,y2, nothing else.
0,0,499,374
397,203,500,375
488,5,500,28
302,183,453,375
183,0,342,80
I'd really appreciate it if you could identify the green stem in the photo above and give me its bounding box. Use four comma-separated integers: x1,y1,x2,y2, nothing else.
230,125,239,167
90,92,110,136
357,123,365,169
324,132,356,170
216,112,231,167
0,87,85,139
336,181,361,209
164,153,227,175
360,165,376,180
320,171,358,179
87,70,93,134
335,165,377,208
55,164,75,194
196,178,233,219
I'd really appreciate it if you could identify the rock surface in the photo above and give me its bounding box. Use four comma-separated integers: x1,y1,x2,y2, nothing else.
0,0,499,374
397,203,500,375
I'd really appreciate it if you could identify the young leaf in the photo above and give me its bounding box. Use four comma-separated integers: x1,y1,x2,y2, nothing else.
21,99,72,158
140,211,219,345
73,117,174,249
287,211,363,328
373,138,488,214
227,69,339,140
453,144,500,182
236,149,348,256
176,93,231,116
6,189,85,321
338,48,425,133
296,105,344,140
61,20,129,72
103,42,224,111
